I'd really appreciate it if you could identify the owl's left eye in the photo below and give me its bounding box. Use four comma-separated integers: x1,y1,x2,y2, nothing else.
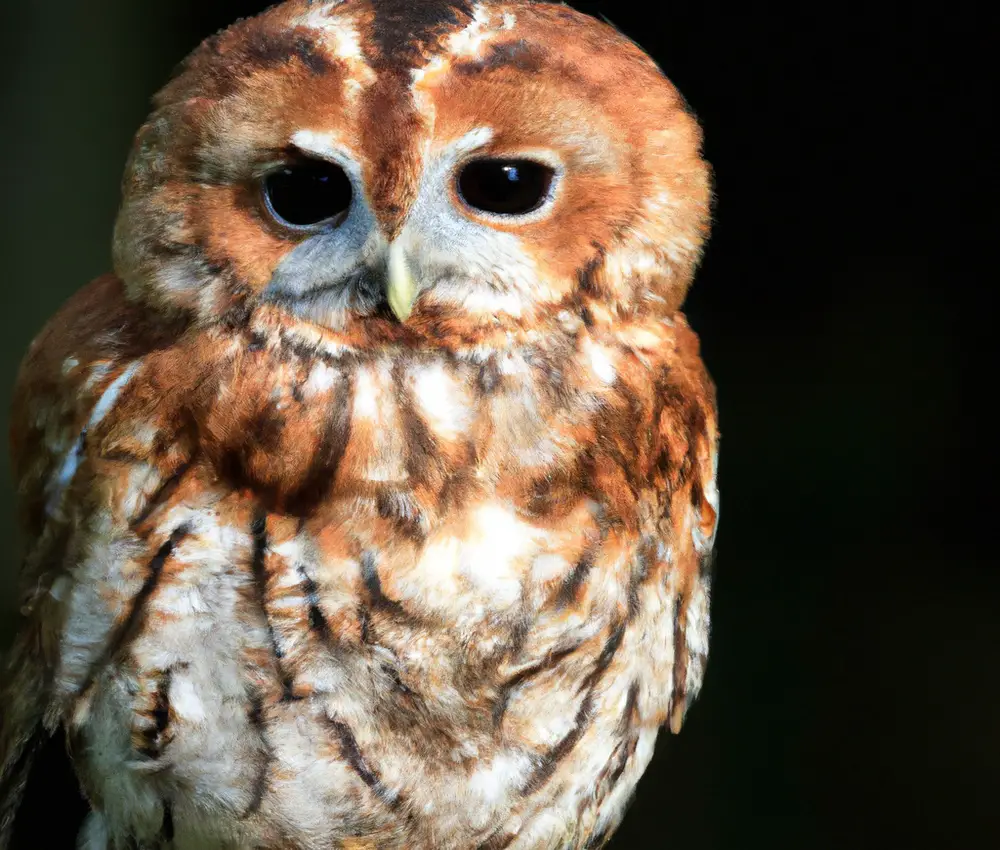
262,160,353,228
457,159,556,217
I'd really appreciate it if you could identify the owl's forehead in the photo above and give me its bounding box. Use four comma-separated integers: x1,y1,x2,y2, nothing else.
146,0,697,242
291,0,570,69
293,0,525,99
175,0,663,130
309,0,496,62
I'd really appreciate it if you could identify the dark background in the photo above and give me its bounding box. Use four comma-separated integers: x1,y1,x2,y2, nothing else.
0,1,992,848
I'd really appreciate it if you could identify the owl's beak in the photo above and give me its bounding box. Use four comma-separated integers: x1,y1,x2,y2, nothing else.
385,240,417,322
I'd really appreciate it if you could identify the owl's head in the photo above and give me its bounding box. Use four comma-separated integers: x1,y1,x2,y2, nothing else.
114,0,710,345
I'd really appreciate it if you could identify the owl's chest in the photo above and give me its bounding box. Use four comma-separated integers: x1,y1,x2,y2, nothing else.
66,346,662,848
69,475,647,850
170,333,644,550
194,345,590,511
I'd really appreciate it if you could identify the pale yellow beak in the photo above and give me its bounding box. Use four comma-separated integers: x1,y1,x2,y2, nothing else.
386,240,417,322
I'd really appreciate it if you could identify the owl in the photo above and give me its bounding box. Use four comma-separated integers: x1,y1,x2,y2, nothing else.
0,1,718,848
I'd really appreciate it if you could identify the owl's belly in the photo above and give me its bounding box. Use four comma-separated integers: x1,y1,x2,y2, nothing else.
67,483,673,850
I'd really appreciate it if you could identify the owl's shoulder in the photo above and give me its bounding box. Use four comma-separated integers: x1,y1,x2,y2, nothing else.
9,274,187,540
587,310,717,447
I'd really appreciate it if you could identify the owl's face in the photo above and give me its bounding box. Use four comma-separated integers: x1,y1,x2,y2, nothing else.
114,0,710,345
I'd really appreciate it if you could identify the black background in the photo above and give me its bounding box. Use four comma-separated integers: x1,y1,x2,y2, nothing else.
0,1,993,848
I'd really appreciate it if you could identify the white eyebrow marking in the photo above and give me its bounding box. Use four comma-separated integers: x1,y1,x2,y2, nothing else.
453,126,494,154
447,4,493,58
410,4,514,89
321,16,362,60
290,129,348,161
294,6,374,95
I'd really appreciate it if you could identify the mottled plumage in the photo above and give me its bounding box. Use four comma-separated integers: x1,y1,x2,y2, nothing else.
0,2,718,848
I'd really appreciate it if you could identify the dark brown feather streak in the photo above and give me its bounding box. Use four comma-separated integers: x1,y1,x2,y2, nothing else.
76,524,191,701
249,512,296,701
325,718,399,810
520,623,626,794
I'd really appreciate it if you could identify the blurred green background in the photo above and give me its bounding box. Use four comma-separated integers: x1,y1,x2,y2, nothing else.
0,1,993,847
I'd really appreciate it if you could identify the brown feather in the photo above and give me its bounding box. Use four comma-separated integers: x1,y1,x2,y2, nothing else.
3,3,718,847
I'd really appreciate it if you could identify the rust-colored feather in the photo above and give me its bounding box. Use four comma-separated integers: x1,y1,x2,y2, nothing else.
2,2,718,848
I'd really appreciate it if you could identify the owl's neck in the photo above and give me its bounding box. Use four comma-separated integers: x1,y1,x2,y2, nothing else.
155,298,691,526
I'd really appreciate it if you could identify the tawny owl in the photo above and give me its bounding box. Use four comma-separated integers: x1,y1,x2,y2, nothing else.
0,1,719,848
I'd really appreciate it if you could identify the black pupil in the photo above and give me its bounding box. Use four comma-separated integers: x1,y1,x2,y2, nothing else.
458,159,554,216
264,161,352,227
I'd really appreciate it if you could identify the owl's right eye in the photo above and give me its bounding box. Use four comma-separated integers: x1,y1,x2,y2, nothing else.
262,161,353,229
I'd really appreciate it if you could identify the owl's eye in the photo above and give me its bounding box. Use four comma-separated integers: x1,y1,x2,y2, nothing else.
457,159,555,217
262,161,353,228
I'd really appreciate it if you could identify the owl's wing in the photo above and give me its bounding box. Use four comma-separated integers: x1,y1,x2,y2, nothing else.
666,422,718,735
0,630,89,850
0,275,160,847
0,623,51,848
652,326,720,735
